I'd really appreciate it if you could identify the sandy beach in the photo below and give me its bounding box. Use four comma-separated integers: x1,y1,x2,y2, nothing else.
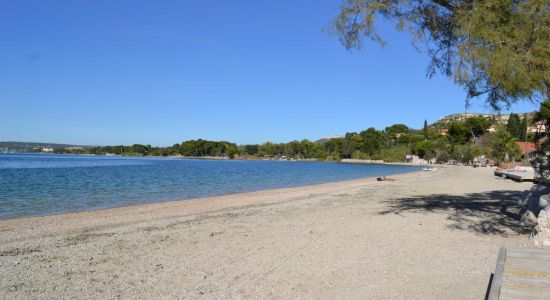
0,166,533,299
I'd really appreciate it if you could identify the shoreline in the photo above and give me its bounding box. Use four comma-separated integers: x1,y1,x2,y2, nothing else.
0,161,423,222
0,169,429,242
7,152,437,167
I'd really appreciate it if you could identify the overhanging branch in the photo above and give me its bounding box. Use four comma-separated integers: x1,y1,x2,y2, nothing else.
431,0,457,12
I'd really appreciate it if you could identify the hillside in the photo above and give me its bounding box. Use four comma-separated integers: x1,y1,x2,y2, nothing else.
0,142,90,153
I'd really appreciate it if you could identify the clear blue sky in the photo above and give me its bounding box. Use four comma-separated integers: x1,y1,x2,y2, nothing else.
0,1,539,146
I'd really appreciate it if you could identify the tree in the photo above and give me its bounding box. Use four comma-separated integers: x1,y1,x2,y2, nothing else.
332,0,550,109
342,132,362,158
385,124,409,145
491,128,520,163
447,122,468,144
507,113,522,139
520,116,529,141
449,144,485,163
359,127,382,155
284,141,300,157
423,119,429,140
464,116,491,139
321,138,344,160
299,139,320,158
226,144,238,159
408,134,425,145
533,100,550,183
258,142,275,157
414,140,436,159
244,144,259,156
535,100,550,126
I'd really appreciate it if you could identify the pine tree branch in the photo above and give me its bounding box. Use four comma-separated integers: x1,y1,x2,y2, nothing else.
431,0,457,12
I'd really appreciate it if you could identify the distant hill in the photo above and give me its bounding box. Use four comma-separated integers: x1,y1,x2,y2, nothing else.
436,113,534,124
315,136,344,143
0,141,92,153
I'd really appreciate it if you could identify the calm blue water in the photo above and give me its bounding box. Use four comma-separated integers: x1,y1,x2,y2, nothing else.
0,154,420,219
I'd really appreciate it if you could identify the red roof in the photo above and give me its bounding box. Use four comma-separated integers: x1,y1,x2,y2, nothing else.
515,142,537,155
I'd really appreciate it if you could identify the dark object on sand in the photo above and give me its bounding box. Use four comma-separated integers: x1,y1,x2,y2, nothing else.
377,176,396,182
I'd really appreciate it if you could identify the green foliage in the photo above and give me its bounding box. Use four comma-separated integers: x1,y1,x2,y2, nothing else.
533,100,550,183
53,114,538,166
520,117,528,141
385,124,409,144
374,145,409,162
506,113,530,141
340,132,361,158
464,117,492,138
252,139,327,159
457,0,550,107
332,0,550,109
491,128,521,163
535,100,550,125
414,140,436,159
449,144,487,163
407,134,425,144
447,122,468,144
446,116,492,145
507,113,523,140
243,144,259,156
320,138,343,160
359,127,382,155
178,139,237,157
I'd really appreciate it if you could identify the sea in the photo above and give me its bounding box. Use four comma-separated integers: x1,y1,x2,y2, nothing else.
0,153,421,219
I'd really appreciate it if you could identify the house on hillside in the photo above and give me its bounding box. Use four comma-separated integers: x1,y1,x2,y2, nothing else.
516,141,538,158
528,121,547,134
487,125,498,133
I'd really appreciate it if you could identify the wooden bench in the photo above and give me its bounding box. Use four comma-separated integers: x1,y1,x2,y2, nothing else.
487,246,550,299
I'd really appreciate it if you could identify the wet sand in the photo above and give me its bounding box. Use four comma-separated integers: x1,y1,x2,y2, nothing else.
0,166,533,299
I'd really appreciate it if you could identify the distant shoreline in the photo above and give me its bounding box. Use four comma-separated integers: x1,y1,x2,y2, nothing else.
5,152,436,167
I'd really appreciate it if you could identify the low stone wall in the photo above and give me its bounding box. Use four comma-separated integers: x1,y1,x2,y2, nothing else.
520,185,550,247
533,199,550,247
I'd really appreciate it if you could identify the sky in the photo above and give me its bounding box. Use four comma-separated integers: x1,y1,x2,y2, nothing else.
0,1,540,146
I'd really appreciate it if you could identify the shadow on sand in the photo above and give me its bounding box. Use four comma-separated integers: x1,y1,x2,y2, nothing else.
379,190,532,236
